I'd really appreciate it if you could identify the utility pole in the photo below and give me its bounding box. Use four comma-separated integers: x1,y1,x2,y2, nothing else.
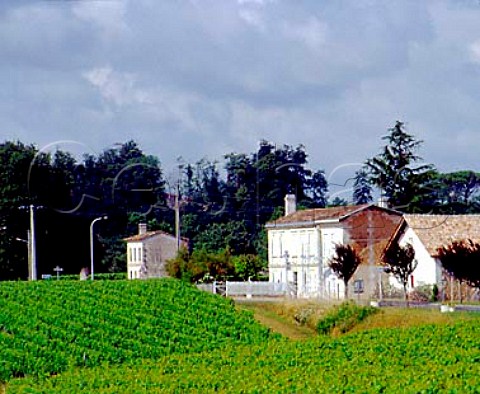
283,250,290,292
27,230,32,280
174,159,183,252
19,204,41,280
175,190,180,251
30,205,37,281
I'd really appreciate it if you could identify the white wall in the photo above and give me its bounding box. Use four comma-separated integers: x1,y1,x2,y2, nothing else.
127,241,143,280
320,227,345,298
320,227,344,267
268,225,344,297
268,227,320,295
395,227,441,289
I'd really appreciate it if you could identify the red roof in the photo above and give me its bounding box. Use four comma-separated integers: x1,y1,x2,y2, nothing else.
386,214,480,257
266,204,374,227
124,230,188,243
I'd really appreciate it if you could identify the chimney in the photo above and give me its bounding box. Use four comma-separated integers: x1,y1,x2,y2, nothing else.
377,196,388,209
284,194,297,216
138,223,148,235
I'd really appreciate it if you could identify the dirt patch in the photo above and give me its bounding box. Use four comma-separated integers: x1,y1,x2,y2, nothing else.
237,300,324,340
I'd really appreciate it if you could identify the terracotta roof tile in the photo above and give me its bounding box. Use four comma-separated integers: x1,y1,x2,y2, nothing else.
354,239,390,266
267,204,371,226
124,230,188,243
404,214,480,256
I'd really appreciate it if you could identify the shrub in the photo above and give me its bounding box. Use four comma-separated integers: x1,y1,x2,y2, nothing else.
410,284,440,303
316,302,378,335
431,284,439,302
293,308,314,325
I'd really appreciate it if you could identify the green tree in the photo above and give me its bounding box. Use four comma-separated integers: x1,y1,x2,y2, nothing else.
366,121,434,211
166,248,235,282
232,254,266,281
193,221,252,255
99,236,127,273
429,171,480,213
0,141,43,279
329,244,362,299
328,197,348,207
307,170,328,208
353,168,373,204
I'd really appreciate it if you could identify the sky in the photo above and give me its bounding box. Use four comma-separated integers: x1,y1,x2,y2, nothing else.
1,0,480,192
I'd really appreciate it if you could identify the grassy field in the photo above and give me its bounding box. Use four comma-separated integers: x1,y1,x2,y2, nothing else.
2,281,480,393
237,299,478,338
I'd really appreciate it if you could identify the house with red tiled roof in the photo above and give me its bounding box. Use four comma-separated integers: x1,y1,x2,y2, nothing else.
265,195,403,299
385,214,480,291
124,223,188,280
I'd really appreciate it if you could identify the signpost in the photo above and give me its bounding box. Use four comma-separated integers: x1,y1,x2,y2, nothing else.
53,266,63,280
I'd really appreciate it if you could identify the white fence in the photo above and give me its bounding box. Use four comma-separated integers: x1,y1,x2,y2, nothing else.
197,281,292,298
197,281,373,300
226,281,288,297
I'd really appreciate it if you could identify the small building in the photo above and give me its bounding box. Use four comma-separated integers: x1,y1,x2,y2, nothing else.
386,214,480,290
124,223,188,280
266,195,403,299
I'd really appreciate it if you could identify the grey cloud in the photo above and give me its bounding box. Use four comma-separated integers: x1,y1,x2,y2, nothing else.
0,0,480,178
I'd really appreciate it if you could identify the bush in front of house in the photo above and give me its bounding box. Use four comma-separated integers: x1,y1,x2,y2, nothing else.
409,284,440,303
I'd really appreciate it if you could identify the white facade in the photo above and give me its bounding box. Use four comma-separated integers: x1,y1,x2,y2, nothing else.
268,225,346,298
268,205,480,299
127,241,144,279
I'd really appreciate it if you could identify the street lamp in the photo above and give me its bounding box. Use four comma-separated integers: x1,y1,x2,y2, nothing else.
19,205,40,280
90,216,107,280
30,204,37,281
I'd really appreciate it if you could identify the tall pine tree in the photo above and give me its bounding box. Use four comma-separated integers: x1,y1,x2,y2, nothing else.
353,168,373,205
366,121,433,211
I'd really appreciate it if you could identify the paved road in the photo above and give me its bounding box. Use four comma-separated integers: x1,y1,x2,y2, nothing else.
378,300,480,312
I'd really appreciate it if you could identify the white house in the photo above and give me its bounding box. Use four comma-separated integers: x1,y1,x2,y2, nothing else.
386,214,480,290
266,195,403,299
124,223,188,280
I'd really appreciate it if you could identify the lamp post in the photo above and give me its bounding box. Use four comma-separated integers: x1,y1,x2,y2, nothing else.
19,205,40,280
90,216,107,280
30,204,37,281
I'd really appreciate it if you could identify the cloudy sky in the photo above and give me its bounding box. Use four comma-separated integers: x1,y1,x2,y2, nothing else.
1,0,480,187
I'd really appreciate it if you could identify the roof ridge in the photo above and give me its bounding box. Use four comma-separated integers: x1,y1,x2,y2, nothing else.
405,214,480,218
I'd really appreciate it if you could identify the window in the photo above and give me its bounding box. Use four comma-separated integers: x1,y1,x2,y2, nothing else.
272,233,283,257
353,279,364,294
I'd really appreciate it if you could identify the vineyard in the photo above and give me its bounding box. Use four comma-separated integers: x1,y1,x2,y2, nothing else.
7,320,480,393
1,279,480,393
0,279,274,383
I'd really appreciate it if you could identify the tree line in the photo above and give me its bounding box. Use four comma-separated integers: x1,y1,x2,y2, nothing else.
0,121,479,280
0,139,330,279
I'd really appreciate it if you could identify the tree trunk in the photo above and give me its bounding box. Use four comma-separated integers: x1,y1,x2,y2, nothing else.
459,279,463,304
450,275,454,303
344,280,348,300
403,283,409,307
